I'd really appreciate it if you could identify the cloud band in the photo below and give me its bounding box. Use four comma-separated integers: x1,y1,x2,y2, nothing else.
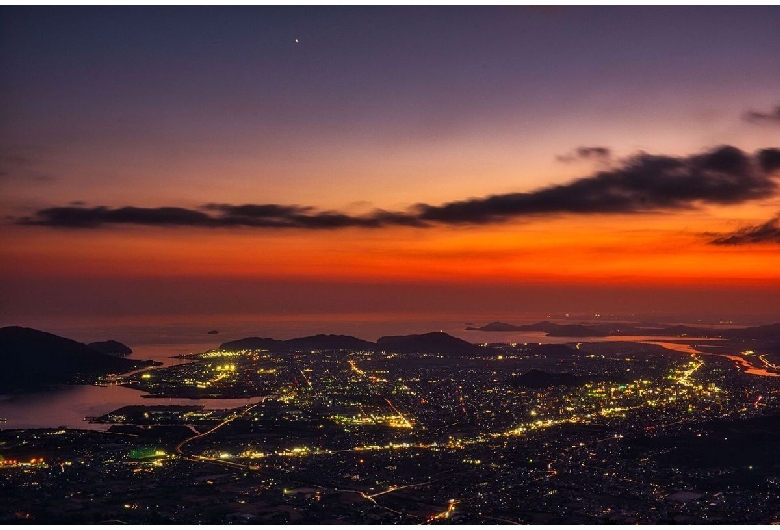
17,145,780,231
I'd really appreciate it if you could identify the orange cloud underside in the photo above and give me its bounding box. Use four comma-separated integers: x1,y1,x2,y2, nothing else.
3,212,778,287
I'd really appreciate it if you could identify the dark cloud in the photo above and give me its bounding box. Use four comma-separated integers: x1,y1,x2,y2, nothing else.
203,203,313,218
743,104,780,125
556,146,612,163
19,204,425,229
758,148,780,174
17,145,780,230
201,203,424,228
417,146,779,224
709,214,780,245
19,206,218,228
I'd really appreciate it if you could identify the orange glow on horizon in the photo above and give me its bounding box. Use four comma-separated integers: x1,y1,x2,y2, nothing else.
2,210,778,289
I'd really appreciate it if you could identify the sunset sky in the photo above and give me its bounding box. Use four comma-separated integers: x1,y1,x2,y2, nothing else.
2,6,780,325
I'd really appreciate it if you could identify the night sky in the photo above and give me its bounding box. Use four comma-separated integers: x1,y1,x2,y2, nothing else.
2,6,779,325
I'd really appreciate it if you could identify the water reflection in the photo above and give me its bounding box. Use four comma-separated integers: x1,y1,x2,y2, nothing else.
645,341,780,377
0,384,258,430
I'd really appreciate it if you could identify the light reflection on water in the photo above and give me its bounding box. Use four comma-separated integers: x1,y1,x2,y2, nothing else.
0,384,259,431
645,341,780,377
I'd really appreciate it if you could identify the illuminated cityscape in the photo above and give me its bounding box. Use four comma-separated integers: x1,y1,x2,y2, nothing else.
2,5,780,525
3,326,780,524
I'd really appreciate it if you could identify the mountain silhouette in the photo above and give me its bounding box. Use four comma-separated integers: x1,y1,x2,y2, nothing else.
87,340,133,357
220,331,487,355
219,334,373,352
375,331,487,355
0,326,151,391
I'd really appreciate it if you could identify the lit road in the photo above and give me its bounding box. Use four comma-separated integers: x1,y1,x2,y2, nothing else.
383,398,413,429
421,498,457,524
348,359,366,376
366,479,435,499
759,354,780,370
347,357,414,429
175,397,267,467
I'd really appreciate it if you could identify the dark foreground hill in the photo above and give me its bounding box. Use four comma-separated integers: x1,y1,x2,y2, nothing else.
0,327,152,391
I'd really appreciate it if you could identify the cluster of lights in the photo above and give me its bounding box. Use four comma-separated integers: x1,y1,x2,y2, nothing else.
0,458,45,467
330,413,412,428
201,350,243,358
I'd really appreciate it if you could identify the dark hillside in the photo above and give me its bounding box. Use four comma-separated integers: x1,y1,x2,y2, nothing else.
0,326,149,391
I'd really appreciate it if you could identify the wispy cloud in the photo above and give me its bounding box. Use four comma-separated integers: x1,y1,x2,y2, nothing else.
709,214,780,245
17,145,780,230
555,146,612,164
743,104,780,125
